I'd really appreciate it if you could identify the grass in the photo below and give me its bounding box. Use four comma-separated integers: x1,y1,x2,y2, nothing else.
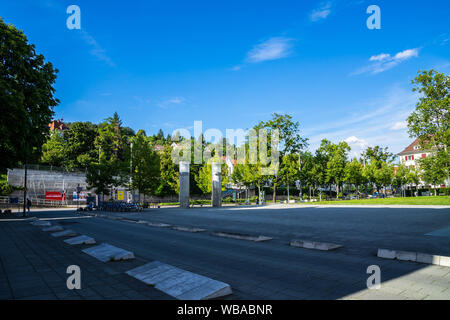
299,196,450,206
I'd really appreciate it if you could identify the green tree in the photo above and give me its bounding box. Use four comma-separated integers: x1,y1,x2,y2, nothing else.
280,153,300,201
344,158,365,198
419,150,449,195
155,144,179,196
407,70,449,150
40,131,65,166
0,18,59,172
131,131,161,201
258,113,308,202
195,162,229,194
393,164,408,197
86,158,118,202
325,141,350,199
63,122,98,168
375,162,394,196
406,167,420,196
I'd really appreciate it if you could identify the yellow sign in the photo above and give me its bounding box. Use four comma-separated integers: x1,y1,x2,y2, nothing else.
118,191,124,200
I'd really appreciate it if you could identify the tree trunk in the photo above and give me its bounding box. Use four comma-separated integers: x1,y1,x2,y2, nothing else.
287,183,290,201
272,184,276,203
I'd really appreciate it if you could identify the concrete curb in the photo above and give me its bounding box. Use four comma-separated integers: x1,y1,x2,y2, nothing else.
31,220,51,227
290,239,343,251
377,248,450,267
82,243,135,262
42,225,64,232
51,229,77,238
64,235,96,245
211,231,272,242
126,261,232,300
146,222,171,228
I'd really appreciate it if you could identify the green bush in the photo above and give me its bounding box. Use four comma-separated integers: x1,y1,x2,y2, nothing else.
0,174,18,196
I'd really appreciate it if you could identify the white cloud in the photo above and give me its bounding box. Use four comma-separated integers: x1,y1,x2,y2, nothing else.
304,86,418,158
345,136,370,159
369,53,390,62
245,37,294,63
157,97,186,108
354,48,419,75
80,30,115,67
310,2,332,22
391,121,408,130
394,49,419,60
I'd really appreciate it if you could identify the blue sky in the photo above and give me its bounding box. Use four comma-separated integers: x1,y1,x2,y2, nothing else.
1,0,449,159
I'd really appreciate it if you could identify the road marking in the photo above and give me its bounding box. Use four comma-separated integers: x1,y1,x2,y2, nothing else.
82,243,134,262
64,235,96,245
126,261,232,300
290,239,343,251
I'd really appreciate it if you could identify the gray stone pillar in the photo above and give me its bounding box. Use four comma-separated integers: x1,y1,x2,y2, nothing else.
179,161,190,208
211,162,222,207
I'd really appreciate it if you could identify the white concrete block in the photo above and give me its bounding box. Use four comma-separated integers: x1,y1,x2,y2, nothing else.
51,229,77,237
290,239,342,251
64,235,96,245
395,250,417,262
438,256,450,267
147,222,171,228
31,220,51,227
126,261,232,300
314,242,343,251
212,232,272,242
416,253,440,265
42,225,63,232
377,248,396,259
82,243,134,262
172,226,206,233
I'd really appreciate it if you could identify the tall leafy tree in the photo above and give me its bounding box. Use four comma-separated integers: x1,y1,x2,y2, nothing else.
131,130,160,201
0,18,59,172
40,131,65,166
195,162,229,194
407,69,449,150
419,150,449,195
393,164,408,197
155,145,179,196
325,141,350,199
280,153,300,200
62,121,98,168
258,113,308,202
344,158,365,198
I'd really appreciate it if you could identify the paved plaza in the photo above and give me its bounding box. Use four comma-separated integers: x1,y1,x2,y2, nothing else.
1,204,450,299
